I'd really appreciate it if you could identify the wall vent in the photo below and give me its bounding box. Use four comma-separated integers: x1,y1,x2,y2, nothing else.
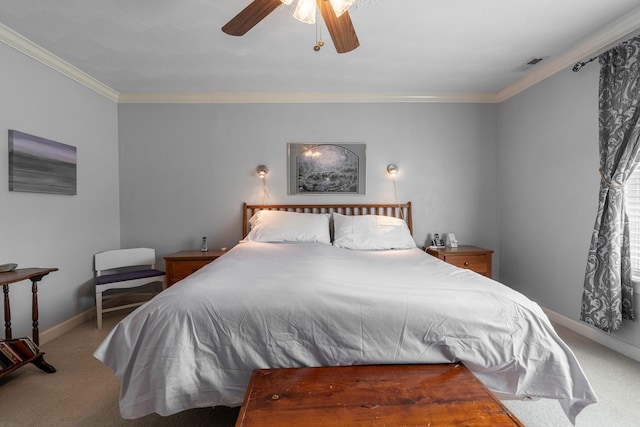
515,56,548,71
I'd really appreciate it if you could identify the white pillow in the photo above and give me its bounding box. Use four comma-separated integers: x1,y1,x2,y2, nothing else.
243,210,331,244
332,213,416,250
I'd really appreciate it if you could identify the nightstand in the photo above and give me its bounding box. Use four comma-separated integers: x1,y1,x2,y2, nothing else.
425,245,493,278
164,249,227,287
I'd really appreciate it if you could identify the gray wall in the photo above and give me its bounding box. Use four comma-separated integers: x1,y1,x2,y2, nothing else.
0,42,120,337
117,103,500,274
498,64,640,350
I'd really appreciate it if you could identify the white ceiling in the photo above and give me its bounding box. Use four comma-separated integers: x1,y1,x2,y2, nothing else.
1,0,640,102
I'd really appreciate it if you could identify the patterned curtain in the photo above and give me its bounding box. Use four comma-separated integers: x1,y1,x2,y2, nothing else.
582,35,640,333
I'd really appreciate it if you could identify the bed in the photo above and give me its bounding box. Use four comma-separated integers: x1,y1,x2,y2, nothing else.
94,202,597,423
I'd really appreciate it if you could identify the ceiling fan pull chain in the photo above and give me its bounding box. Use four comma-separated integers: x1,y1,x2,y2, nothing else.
313,10,325,52
314,10,324,51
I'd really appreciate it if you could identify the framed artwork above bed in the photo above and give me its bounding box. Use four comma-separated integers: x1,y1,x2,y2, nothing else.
288,143,366,195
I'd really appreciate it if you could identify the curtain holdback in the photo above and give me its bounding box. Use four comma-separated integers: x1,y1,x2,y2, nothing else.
599,168,625,189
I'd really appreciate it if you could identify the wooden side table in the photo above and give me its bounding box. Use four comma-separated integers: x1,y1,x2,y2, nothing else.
0,267,58,378
164,250,227,287
425,245,493,278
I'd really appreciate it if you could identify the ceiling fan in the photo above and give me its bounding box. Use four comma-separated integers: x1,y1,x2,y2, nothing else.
222,0,360,53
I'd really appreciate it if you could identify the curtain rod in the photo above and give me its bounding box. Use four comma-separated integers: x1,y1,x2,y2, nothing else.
572,56,598,72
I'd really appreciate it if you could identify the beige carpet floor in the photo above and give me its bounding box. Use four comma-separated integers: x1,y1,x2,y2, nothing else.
0,310,238,427
1,309,639,426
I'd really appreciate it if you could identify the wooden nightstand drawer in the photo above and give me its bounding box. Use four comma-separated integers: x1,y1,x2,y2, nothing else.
445,254,489,275
172,260,212,281
425,245,493,278
164,249,227,287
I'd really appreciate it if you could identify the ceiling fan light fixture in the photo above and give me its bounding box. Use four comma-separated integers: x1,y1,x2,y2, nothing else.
222,0,360,53
293,0,317,24
330,0,356,17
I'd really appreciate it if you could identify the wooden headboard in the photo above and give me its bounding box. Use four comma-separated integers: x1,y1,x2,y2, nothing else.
243,202,412,238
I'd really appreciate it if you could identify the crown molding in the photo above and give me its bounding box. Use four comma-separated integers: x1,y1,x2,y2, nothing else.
2,6,640,106
0,23,119,103
0,22,496,104
117,91,499,104
497,6,640,102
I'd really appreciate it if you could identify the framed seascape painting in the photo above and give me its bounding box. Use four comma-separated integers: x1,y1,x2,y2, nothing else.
8,130,77,195
288,143,366,195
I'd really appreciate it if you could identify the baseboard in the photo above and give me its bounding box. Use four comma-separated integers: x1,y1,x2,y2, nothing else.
40,308,95,346
542,307,640,363
39,292,157,345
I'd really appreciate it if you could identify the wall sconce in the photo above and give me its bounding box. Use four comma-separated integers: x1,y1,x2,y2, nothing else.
257,165,269,178
387,164,402,218
256,165,270,204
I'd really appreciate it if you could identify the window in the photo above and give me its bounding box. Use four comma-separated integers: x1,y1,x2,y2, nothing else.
626,167,640,273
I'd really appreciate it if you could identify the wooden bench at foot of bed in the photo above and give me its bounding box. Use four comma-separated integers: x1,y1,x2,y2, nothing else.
235,363,524,427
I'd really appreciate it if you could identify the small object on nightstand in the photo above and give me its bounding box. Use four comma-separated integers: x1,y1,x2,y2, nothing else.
430,233,445,248
201,237,208,252
446,233,458,248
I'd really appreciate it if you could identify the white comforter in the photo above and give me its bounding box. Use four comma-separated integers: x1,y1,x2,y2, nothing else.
94,242,597,422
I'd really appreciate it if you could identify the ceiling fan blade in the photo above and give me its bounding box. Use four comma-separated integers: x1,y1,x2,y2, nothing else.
317,0,360,53
222,0,283,36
